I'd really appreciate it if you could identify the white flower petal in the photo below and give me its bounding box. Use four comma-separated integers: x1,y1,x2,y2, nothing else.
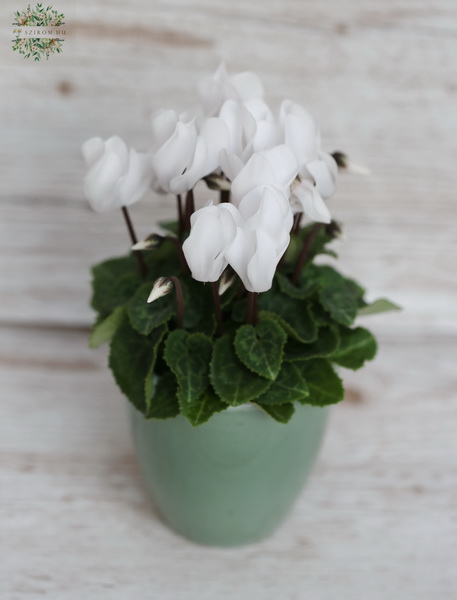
198,117,229,175
283,113,318,167
224,226,255,291
231,153,274,203
246,230,279,293
260,145,298,188
251,121,282,152
116,149,152,206
170,137,207,195
105,136,129,173
84,151,123,212
151,109,178,149
183,202,239,282
306,154,337,199
151,120,197,192
293,181,331,224
219,148,245,181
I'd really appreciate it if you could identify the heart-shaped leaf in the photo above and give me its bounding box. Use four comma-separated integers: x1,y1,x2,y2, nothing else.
210,335,272,406
255,361,309,405
330,326,377,370
164,330,213,417
234,317,286,380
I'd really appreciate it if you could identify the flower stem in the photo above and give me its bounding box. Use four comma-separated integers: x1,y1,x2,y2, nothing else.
220,189,230,203
184,189,195,232
169,276,184,328
292,223,322,285
176,194,184,241
291,212,303,235
211,282,223,335
121,206,147,278
245,292,258,326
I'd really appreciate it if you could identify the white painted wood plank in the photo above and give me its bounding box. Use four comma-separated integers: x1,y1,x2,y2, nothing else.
1,325,456,599
1,0,456,330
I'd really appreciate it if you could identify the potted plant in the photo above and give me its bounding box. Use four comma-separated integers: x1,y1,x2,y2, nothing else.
82,64,398,547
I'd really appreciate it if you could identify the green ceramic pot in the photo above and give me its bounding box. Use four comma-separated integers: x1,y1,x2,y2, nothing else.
129,402,328,547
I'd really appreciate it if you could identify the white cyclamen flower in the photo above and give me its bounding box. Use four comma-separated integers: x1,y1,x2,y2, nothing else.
196,62,264,117
230,145,298,204
82,136,152,213
217,146,297,292
219,99,282,181
244,98,282,153
226,185,294,293
150,110,229,195
169,117,229,195
182,201,240,282
218,99,256,164
280,100,338,223
149,110,198,194
183,147,296,293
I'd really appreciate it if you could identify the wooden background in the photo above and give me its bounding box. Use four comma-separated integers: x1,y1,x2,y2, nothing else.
1,1,456,598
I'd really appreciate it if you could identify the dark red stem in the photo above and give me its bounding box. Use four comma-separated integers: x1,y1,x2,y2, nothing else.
176,194,184,241
184,189,195,232
211,282,223,335
291,212,303,235
220,190,230,203
121,206,147,278
169,276,184,329
245,292,258,326
292,223,322,285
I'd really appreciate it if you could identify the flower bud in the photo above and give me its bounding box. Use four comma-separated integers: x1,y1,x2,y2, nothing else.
325,220,343,239
132,234,165,251
203,174,231,191
331,151,370,175
147,277,174,303
219,270,236,295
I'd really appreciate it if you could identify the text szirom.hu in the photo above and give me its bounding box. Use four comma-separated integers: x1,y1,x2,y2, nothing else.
12,26,67,38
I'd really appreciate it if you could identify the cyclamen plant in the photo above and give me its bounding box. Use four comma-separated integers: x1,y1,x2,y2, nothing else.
84,64,398,426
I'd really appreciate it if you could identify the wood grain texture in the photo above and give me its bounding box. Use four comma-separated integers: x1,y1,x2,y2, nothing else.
1,1,456,597
1,326,456,599
1,0,457,333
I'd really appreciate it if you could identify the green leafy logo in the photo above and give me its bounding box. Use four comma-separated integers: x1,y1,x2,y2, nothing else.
12,3,65,61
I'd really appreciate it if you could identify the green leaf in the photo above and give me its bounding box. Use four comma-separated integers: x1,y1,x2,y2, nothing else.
164,330,213,418
181,279,215,334
255,402,295,424
210,335,272,406
127,282,175,335
276,268,319,300
143,324,169,410
234,317,286,380
330,326,377,370
300,359,344,406
109,320,157,412
256,361,309,405
185,386,227,426
145,371,180,420
91,255,141,316
89,305,126,348
317,266,363,326
357,298,401,316
283,222,338,267
259,290,318,343
284,326,340,361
